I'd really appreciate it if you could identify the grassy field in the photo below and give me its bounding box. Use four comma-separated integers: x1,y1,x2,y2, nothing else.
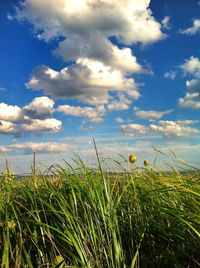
0,151,200,267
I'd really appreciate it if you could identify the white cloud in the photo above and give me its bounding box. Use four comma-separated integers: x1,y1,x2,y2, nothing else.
54,33,143,73
134,107,174,120
16,0,164,45
161,16,170,30
23,96,55,119
180,56,200,77
121,123,148,136
175,119,199,125
149,120,199,137
179,92,200,109
107,94,133,111
57,104,106,123
115,117,124,123
14,0,166,116
180,19,200,35
0,120,16,134
121,120,199,138
0,103,23,123
26,59,139,105
0,98,62,135
20,118,62,133
164,70,177,80
179,56,200,109
8,142,71,154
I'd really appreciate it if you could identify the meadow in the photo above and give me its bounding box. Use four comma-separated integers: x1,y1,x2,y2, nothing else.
0,146,200,267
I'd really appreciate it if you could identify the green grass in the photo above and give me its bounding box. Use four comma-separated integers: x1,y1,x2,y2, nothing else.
0,154,200,267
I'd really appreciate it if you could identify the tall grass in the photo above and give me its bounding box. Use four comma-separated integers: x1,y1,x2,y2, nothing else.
0,152,200,267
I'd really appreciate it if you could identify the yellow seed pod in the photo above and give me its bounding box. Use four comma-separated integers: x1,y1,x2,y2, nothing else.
7,220,16,230
129,154,137,163
144,160,149,166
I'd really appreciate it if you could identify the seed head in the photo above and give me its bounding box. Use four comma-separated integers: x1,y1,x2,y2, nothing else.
129,154,137,163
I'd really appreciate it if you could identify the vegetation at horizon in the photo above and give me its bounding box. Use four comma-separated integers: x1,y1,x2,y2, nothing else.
0,147,200,267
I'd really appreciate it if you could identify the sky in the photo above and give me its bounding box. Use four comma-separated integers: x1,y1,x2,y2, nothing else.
0,0,200,173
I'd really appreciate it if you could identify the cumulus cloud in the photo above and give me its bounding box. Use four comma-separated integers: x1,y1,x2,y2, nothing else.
20,118,62,133
180,19,200,35
0,120,16,134
54,33,143,73
149,120,199,137
134,107,174,120
179,92,200,109
23,96,55,119
15,0,164,45
0,103,23,123
57,104,106,123
180,56,200,76
121,120,199,138
26,60,139,105
13,0,166,111
179,56,200,109
0,97,62,135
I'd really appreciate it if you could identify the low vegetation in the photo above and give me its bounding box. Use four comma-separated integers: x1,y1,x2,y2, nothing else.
0,149,200,267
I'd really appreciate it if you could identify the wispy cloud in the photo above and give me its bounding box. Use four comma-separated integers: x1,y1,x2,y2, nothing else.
134,107,174,120
180,19,200,35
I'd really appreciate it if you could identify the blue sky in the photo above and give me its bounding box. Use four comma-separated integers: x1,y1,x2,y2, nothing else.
0,0,200,173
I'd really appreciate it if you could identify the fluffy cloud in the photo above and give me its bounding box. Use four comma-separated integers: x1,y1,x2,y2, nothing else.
134,107,174,120
149,120,199,137
0,103,23,123
0,120,16,134
26,60,139,105
23,96,54,119
179,56,200,109
54,33,142,73
57,104,106,123
180,56,200,77
121,120,199,137
16,0,164,45
20,118,61,133
0,97,62,135
14,0,166,110
179,92,200,109
180,19,200,35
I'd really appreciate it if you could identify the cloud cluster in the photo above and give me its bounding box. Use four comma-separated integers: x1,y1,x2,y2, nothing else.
121,120,199,138
134,107,174,120
26,60,139,105
0,97,62,135
15,0,166,109
179,56,200,109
